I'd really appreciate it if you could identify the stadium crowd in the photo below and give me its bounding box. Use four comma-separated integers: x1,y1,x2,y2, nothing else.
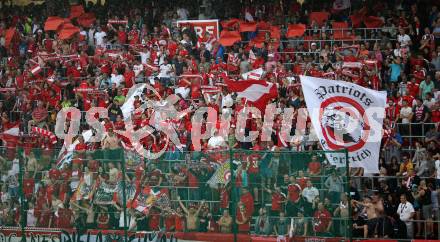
0,0,439,240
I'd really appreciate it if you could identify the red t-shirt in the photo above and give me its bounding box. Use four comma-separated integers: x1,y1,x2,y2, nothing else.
236,210,250,232
220,188,229,209
308,161,321,174
297,177,309,190
149,213,161,230
271,192,286,211
23,178,34,197
165,214,176,231
57,208,73,228
313,209,332,232
240,192,254,217
288,184,301,202
175,215,184,231
49,168,61,180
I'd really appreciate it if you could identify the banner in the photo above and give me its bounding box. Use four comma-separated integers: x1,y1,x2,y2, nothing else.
177,19,220,39
300,76,386,173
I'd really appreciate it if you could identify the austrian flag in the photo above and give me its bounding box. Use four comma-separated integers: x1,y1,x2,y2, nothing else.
225,79,278,111
30,64,42,75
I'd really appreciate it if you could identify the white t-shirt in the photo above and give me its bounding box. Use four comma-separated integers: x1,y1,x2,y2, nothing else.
133,64,144,76
435,159,440,179
302,187,319,203
397,201,414,223
159,64,173,78
221,93,234,108
110,74,124,87
398,34,411,48
94,31,107,47
424,98,436,109
400,106,413,123
27,209,37,226
139,51,150,64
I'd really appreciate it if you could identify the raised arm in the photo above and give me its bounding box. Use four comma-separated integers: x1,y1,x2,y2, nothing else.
177,196,189,214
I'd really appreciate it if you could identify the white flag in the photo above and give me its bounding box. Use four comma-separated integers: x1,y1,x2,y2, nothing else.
300,75,386,173
121,83,146,121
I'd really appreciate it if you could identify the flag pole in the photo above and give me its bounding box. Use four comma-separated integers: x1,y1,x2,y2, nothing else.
228,146,238,242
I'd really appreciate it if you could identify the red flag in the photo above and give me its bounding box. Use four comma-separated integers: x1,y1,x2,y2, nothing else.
270,26,281,39
287,24,306,38
257,21,271,30
349,7,368,28
225,79,278,111
332,21,349,39
44,17,66,31
77,13,96,28
364,16,384,28
249,32,266,48
58,23,80,40
70,5,85,19
4,28,17,48
239,22,257,32
218,30,241,46
221,19,240,29
309,12,330,26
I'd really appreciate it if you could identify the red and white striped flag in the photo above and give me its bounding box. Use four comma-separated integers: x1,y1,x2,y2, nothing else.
31,127,57,144
0,125,19,144
225,78,277,111
242,68,263,80
30,64,42,75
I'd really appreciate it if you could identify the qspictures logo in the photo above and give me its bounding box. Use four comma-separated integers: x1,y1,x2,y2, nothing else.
55,83,385,160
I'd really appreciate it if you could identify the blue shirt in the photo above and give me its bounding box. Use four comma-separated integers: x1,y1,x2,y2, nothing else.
390,63,402,82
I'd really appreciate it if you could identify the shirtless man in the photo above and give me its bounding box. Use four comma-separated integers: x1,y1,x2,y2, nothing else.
101,128,121,160
177,196,205,232
102,128,120,150
217,209,233,233
353,193,384,238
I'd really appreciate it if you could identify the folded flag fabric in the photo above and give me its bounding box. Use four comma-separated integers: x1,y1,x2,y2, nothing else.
287,24,306,38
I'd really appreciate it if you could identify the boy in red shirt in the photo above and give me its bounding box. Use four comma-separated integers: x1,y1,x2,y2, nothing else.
313,202,332,236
